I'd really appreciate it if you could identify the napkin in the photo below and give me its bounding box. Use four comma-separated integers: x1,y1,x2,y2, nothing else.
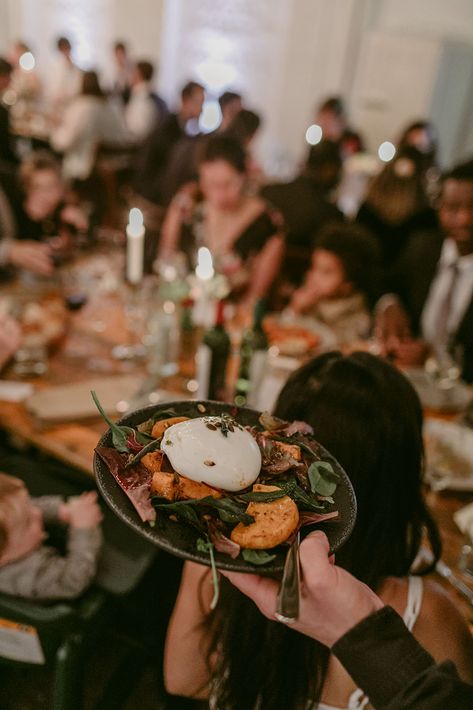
454,502,473,541
0,380,34,402
25,375,143,422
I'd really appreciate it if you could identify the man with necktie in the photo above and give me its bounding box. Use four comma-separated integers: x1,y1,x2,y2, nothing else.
376,159,473,382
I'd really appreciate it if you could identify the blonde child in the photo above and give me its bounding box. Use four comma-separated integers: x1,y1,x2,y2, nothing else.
0,472,102,600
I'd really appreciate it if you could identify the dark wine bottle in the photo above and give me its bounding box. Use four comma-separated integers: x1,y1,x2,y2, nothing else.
196,300,230,401
235,299,268,407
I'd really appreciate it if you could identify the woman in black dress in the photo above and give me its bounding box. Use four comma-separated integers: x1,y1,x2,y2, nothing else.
159,135,285,306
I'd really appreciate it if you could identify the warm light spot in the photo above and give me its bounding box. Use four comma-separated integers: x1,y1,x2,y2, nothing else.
378,141,396,162
19,52,35,71
195,247,215,281
199,99,222,133
305,124,323,145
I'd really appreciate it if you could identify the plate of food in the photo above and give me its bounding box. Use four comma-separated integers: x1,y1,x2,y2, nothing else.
93,399,357,580
264,314,336,357
424,418,473,491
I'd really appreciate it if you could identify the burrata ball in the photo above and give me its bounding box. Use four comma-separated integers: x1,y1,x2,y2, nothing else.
160,416,262,492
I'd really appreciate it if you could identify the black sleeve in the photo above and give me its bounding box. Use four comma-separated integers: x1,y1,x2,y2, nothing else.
332,606,473,710
0,107,18,165
234,209,284,260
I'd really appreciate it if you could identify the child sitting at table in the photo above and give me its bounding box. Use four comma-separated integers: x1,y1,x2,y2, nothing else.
288,223,380,345
0,472,102,600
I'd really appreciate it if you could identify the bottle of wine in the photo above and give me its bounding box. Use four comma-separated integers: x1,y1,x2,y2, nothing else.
196,300,230,401
235,299,268,407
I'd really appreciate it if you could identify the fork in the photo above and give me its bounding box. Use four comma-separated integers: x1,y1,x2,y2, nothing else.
275,531,301,622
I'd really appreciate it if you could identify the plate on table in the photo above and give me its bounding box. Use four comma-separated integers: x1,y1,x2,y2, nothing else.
94,401,357,575
404,368,472,413
264,315,336,357
424,419,473,491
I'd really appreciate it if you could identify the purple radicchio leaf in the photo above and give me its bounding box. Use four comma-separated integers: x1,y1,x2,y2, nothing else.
207,520,241,559
95,445,156,523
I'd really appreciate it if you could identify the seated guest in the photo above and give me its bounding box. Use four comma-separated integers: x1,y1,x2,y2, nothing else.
105,40,134,105
0,58,18,167
0,169,54,276
315,96,363,160
159,135,284,305
0,155,81,274
8,40,42,104
15,151,88,243
0,472,102,600
45,36,82,114
125,60,166,139
398,120,438,173
51,70,128,182
261,140,343,251
288,224,380,345
133,80,204,208
224,109,261,150
356,146,437,267
376,158,473,382
218,91,242,132
164,352,473,707
224,109,263,188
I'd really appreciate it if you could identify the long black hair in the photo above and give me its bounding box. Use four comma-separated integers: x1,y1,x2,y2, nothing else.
205,352,441,709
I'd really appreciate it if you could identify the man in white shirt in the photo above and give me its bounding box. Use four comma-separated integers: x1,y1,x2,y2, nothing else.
376,159,473,381
125,61,166,140
46,37,82,113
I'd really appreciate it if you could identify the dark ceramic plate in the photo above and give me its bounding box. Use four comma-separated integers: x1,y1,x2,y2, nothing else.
94,401,357,575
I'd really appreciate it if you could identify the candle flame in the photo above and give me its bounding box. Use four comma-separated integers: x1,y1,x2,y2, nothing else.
195,247,214,280
129,207,144,230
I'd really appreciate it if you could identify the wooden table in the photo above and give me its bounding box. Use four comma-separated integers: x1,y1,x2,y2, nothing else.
1,266,473,627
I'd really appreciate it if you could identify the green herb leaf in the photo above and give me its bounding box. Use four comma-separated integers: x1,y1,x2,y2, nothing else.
199,496,255,525
125,437,162,469
236,490,287,503
91,390,130,453
275,479,326,512
153,499,203,528
197,536,220,609
242,549,277,565
308,461,339,497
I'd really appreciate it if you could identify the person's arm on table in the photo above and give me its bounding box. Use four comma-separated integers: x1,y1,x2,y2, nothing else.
223,531,473,710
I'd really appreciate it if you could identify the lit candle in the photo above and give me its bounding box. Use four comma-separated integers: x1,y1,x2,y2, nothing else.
193,247,215,326
195,247,214,281
126,208,145,284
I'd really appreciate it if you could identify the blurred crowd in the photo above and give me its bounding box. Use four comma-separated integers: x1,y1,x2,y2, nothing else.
0,35,472,385
1,34,473,710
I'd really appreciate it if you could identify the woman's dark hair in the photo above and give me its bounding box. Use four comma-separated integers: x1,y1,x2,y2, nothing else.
206,352,441,709
224,109,261,144
56,36,71,52
399,120,437,154
313,223,381,305
20,150,62,189
199,134,247,174
136,60,154,82
82,71,104,98
365,145,430,224
318,95,345,118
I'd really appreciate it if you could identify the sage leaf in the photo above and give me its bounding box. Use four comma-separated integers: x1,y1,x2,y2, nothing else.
308,461,339,497
242,549,276,565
